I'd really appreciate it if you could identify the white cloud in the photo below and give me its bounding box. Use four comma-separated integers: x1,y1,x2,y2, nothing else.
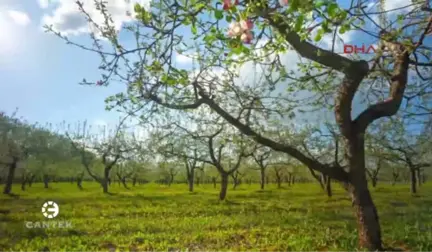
7,10,31,26
175,52,198,64
176,54,192,64
38,0,51,9
0,8,31,58
382,0,413,12
41,0,151,36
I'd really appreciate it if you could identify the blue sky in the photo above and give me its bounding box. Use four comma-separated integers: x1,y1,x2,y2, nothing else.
0,0,135,127
0,0,429,129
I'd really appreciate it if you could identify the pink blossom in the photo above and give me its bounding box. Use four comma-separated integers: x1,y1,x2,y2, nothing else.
280,0,288,6
223,0,231,10
223,0,239,10
241,31,253,44
227,22,243,37
240,19,253,31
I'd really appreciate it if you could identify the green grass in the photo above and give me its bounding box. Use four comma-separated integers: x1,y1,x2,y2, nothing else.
0,182,431,251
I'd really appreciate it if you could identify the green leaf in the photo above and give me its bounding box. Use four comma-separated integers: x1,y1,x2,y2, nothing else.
225,15,232,23
204,34,216,45
191,23,197,35
194,2,206,11
314,29,324,42
327,2,338,18
315,0,325,8
294,14,304,32
397,14,404,25
339,11,348,21
242,46,250,54
233,45,243,55
289,0,300,11
182,17,191,26
134,3,142,13
214,10,223,20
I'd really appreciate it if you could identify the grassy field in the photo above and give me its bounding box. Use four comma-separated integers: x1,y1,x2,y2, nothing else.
0,182,431,251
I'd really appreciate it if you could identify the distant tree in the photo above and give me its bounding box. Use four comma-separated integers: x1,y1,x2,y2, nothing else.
0,112,32,195
272,164,286,189
183,150,203,192
231,168,246,190
375,118,430,194
66,118,135,193
251,146,271,190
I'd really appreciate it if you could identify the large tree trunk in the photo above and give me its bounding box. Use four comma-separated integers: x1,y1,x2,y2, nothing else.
3,161,17,194
219,173,228,200
212,177,217,188
410,168,417,194
391,171,399,186
371,177,377,188
349,180,382,250
102,168,110,194
121,178,129,189
188,171,194,192
28,175,35,187
21,175,26,191
77,178,83,190
346,136,382,250
325,177,332,197
233,179,239,190
102,180,109,193
168,174,174,187
43,174,49,189
260,169,265,190
416,169,422,187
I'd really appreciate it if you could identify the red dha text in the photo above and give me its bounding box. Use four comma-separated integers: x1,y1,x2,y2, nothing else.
343,44,376,54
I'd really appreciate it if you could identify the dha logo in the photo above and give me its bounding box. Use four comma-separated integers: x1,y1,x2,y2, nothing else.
344,44,377,54
41,201,59,219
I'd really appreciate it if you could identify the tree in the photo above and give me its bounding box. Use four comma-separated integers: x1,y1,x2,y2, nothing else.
0,113,32,194
67,119,134,193
166,121,252,199
46,0,432,249
114,163,135,189
299,124,342,198
251,146,271,190
272,164,285,189
231,169,245,189
183,150,203,192
375,117,430,194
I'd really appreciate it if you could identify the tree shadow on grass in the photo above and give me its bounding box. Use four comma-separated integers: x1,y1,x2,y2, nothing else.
384,246,407,251
5,193,20,199
223,200,241,205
